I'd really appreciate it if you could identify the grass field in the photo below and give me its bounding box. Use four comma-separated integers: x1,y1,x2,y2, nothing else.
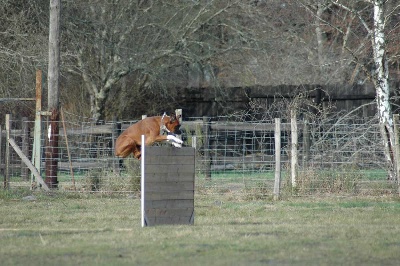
1,189,400,265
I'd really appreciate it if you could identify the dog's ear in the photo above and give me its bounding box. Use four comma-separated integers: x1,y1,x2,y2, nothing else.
170,113,177,122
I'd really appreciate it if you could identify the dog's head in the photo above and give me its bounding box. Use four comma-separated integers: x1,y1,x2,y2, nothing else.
165,113,182,134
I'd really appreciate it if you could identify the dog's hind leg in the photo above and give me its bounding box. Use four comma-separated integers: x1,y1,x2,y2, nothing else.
132,145,142,159
115,137,139,158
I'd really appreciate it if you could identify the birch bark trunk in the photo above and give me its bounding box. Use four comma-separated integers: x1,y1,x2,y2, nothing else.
372,0,396,180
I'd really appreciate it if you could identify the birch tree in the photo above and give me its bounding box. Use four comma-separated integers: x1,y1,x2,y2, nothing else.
370,0,395,180
298,0,400,178
328,0,399,179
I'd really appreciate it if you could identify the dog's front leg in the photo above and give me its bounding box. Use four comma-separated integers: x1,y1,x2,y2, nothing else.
167,134,183,147
152,134,183,147
171,142,182,148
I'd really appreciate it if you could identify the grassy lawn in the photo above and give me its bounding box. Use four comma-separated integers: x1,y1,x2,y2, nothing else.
1,189,400,265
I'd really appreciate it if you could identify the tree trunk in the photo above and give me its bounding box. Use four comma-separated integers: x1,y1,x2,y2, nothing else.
315,1,325,75
372,0,396,180
91,91,107,124
45,109,60,188
46,0,61,188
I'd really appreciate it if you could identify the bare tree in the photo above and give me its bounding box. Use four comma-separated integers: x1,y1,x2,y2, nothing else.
1,0,332,122
0,0,48,121
309,0,400,179
61,0,268,122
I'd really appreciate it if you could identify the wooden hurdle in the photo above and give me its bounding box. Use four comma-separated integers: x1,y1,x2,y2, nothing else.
141,135,195,227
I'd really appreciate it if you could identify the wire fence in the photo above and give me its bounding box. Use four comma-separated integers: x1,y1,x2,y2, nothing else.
0,112,398,197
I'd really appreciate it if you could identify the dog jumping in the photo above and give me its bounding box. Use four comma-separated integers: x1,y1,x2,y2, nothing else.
115,113,183,159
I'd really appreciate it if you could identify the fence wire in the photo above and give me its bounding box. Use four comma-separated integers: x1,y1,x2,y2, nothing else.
1,114,398,197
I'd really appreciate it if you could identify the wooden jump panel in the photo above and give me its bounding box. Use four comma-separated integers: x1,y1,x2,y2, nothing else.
142,144,195,226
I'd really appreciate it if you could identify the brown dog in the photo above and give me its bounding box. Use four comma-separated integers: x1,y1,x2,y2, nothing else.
115,113,183,159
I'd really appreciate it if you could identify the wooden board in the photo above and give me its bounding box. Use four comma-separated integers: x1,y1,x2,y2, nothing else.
142,146,195,226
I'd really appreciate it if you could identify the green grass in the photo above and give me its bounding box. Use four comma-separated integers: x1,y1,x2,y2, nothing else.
205,168,387,180
1,189,400,265
359,169,388,180
3,167,390,194
207,170,276,179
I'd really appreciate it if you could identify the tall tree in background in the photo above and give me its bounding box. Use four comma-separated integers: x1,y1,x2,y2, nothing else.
326,0,399,179
0,0,48,120
62,0,264,123
1,0,352,122
369,0,396,179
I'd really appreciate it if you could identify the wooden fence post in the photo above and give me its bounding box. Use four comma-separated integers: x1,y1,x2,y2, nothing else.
111,116,122,174
302,117,310,168
291,109,298,188
32,69,43,188
273,118,281,200
60,107,75,190
203,116,211,181
21,117,30,181
191,136,197,149
46,0,61,189
45,109,60,189
5,114,10,189
175,109,182,120
175,109,183,142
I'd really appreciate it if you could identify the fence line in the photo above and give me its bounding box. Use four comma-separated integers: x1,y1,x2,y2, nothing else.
0,114,398,196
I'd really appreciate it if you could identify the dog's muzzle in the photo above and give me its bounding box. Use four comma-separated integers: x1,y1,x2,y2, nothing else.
174,125,181,135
